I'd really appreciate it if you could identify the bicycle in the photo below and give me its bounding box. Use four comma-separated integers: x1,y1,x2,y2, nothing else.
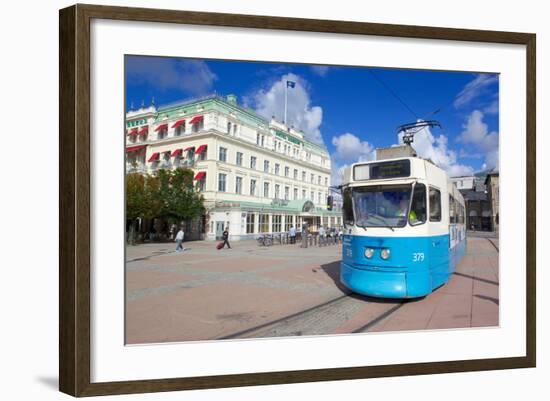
257,234,273,246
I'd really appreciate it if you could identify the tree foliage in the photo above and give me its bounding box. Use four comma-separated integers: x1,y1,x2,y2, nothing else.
125,168,205,243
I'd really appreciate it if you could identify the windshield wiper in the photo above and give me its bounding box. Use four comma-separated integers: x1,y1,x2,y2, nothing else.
366,214,395,232
354,222,368,232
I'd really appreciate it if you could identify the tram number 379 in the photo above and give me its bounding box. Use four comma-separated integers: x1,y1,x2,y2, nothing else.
412,252,425,262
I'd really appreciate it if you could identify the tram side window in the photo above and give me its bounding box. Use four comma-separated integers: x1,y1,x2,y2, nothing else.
449,195,456,224
342,187,354,227
410,183,427,225
429,187,442,222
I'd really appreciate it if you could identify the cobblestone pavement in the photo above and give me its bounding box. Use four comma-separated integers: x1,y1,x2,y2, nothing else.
125,237,498,344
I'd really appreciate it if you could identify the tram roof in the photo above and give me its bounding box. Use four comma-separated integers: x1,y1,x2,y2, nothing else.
343,156,460,197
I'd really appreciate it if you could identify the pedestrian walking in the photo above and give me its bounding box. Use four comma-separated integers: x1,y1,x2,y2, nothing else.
221,227,231,249
289,226,296,244
175,227,185,252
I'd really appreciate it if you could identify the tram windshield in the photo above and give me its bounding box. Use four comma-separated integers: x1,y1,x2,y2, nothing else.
342,183,428,229
351,184,413,228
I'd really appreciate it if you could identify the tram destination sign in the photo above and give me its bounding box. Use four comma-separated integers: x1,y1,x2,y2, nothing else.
353,159,411,180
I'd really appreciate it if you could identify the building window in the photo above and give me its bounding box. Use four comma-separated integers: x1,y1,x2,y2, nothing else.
318,176,321,185
429,187,442,222
219,147,227,162
235,176,243,194
311,173,315,183
264,160,270,173
246,214,255,234
191,118,204,133
198,148,207,161
198,176,206,192
285,216,293,231
275,184,280,199
236,152,243,166
325,177,328,186
275,163,280,175
256,133,260,145
302,189,306,199
259,214,269,233
250,156,257,170
250,179,257,196
302,171,306,181
261,135,265,147
263,182,270,198
293,188,298,200
158,128,168,140
218,173,226,192
294,169,298,180
233,124,238,135
318,192,322,204
174,124,185,136
284,186,289,200
311,191,314,201
272,215,282,233
285,166,289,177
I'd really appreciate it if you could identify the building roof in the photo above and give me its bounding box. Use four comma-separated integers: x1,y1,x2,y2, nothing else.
461,189,488,201
126,93,329,155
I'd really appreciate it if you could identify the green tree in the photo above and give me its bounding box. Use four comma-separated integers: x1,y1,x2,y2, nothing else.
126,173,164,244
126,168,205,244
126,173,146,244
157,167,205,223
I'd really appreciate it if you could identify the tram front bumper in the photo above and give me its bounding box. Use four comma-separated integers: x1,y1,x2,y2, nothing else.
340,262,431,299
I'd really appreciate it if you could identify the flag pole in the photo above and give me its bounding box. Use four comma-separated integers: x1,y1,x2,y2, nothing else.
284,82,288,125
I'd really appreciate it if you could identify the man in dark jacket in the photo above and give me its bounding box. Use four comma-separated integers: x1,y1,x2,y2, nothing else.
222,228,231,249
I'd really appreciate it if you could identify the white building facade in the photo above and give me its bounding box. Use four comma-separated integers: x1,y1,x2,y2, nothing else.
125,94,342,241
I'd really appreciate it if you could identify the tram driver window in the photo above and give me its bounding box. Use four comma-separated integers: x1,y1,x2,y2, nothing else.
429,187,442,222
410,183,427,225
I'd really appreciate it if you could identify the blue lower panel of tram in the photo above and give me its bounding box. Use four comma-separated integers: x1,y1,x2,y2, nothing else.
340,234,463,298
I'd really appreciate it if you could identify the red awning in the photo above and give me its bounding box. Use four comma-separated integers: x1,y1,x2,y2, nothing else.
127,128,138,136
194,171,206,181
189,115,203,125
171,149,183,157
137,126,149,135
195,144,207,154
171,119,186,128
184,146,195,152
148,152,160,162
126,145,147,153
154,123,168,132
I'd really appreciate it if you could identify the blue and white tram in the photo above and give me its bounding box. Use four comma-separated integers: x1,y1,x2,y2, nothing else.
340,157,466,298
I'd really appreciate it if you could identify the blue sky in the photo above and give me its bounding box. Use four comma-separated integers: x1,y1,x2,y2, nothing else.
126,55,499,180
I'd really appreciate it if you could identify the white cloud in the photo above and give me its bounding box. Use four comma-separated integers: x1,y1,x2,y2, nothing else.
483,99,499,115
310,66,330,77
330,163,350,187
398,125,474,177
126,57,217,96
331,133,376,162
330,133,377,186
454,74,498,109
252,73,324,144
458,110,499,170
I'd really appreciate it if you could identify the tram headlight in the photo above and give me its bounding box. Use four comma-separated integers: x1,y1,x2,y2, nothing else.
364,247,375,259
380,248,391,260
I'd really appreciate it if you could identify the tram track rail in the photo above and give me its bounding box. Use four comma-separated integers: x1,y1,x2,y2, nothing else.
218,293,405,340
486,237,499,252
